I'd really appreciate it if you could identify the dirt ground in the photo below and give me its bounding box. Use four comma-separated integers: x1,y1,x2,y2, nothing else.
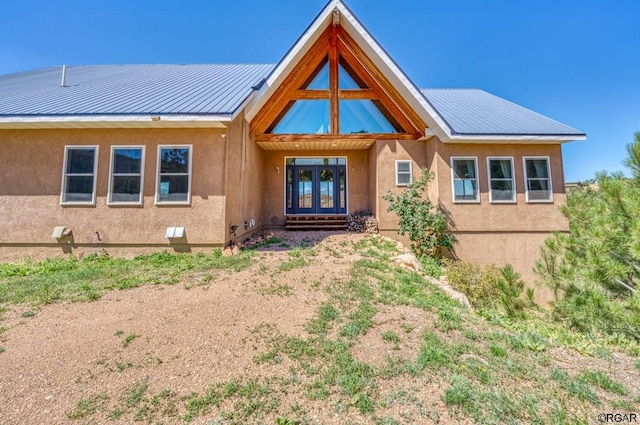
0,232,373,424
1,231,638,424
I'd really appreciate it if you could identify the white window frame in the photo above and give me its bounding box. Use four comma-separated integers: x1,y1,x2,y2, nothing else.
395,160,413,186
523,156,553,203
108,146,145,206
450,156,480,203
487,156,516,203
60,145,99,206
155,145,193,205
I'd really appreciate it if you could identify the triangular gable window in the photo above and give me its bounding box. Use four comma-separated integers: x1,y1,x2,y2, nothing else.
338,58,366,89
254,25,424,140
304,58,330,90
271,100,331,134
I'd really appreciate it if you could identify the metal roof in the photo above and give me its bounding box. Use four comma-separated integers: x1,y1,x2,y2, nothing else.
0,64,274,116
0,64,584,138
421,88,585,137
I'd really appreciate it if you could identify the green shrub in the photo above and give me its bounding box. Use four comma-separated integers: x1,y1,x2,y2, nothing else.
552,281,640,342
419,256,442,278
443,260,501,309
496,264,531,318
383,169,454,258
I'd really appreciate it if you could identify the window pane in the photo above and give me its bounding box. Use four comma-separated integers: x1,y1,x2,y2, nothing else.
160,148,189,174
339,57,367,89
490,180,514,201
339,64,365,89
295,158,328,166
454,179,478,201
339,100,398,134
397,173,411,185
489,159,512,179
112,176,141,202
287,169,293,209
158,175,189,202
526,159,549,178
305,60,329,89
320,169,334,208
271,100,330,134
298,169,313,208
528,180,551,200
397,161,411,173
453,159,476,179
66,149,95,174
64,176,94,202
114,148,142,174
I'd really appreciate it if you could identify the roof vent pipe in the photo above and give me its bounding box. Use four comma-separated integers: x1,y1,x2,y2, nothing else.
60,65,67,87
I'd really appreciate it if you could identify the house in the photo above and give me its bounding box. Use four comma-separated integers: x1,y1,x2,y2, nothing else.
0,0,585,285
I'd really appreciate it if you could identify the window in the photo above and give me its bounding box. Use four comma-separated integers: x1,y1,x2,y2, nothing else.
523,157,553,202
395,160,412,186
265,52,403,135
109,146,144,205
487,157,516,203
156,146,192,204
61,146,98,205
451,157,479,202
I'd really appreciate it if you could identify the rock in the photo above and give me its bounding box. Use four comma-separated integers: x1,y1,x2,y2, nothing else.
222,247,233,257
231,245,241,256
391,253,421,271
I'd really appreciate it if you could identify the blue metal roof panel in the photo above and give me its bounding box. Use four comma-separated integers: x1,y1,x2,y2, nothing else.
0,64,274,116
421,88,585,137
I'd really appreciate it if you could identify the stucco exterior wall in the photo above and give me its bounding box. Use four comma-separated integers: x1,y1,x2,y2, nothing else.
374,139,567,288
453,232,554,303
374,139,428,232
0,128,228,260
223,115,266,243
260,150,370,226
367,144,378,217
433,143,567,232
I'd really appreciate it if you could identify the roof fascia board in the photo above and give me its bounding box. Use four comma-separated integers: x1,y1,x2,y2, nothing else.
0,115,232,123
443,134,587,143
244,0,451,139
244,2,335,121
0,115,230,129
335,2,452,138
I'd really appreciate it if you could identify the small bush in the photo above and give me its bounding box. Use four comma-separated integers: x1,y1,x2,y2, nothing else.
419,256,442,278
443,260,501,309
383,169,454,258
444,260,533,316
496,264,530,318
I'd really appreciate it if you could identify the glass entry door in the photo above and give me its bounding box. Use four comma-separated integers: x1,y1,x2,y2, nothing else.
286,158,346,215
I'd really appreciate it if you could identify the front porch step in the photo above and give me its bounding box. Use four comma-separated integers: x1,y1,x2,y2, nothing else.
285,215,348,231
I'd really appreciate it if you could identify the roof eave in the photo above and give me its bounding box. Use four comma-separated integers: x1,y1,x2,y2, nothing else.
0,114,231,129
442,133,587,143
243,0,448,137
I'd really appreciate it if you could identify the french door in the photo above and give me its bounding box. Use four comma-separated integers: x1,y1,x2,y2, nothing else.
286,160,346,215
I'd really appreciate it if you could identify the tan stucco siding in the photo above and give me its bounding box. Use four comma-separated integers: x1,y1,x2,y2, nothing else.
0,128,227,247
452,232,553,302
433,143,567,232
260,150,370,225
374,140,428,232
367,144,378,216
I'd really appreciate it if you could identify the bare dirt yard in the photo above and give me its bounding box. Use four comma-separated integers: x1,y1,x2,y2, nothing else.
0,231,638,424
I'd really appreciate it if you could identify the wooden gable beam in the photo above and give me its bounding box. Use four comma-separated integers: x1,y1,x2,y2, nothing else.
251,27,332,135
335,27,426,138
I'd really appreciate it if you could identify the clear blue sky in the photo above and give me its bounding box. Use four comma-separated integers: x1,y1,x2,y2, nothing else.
1,0,638,182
